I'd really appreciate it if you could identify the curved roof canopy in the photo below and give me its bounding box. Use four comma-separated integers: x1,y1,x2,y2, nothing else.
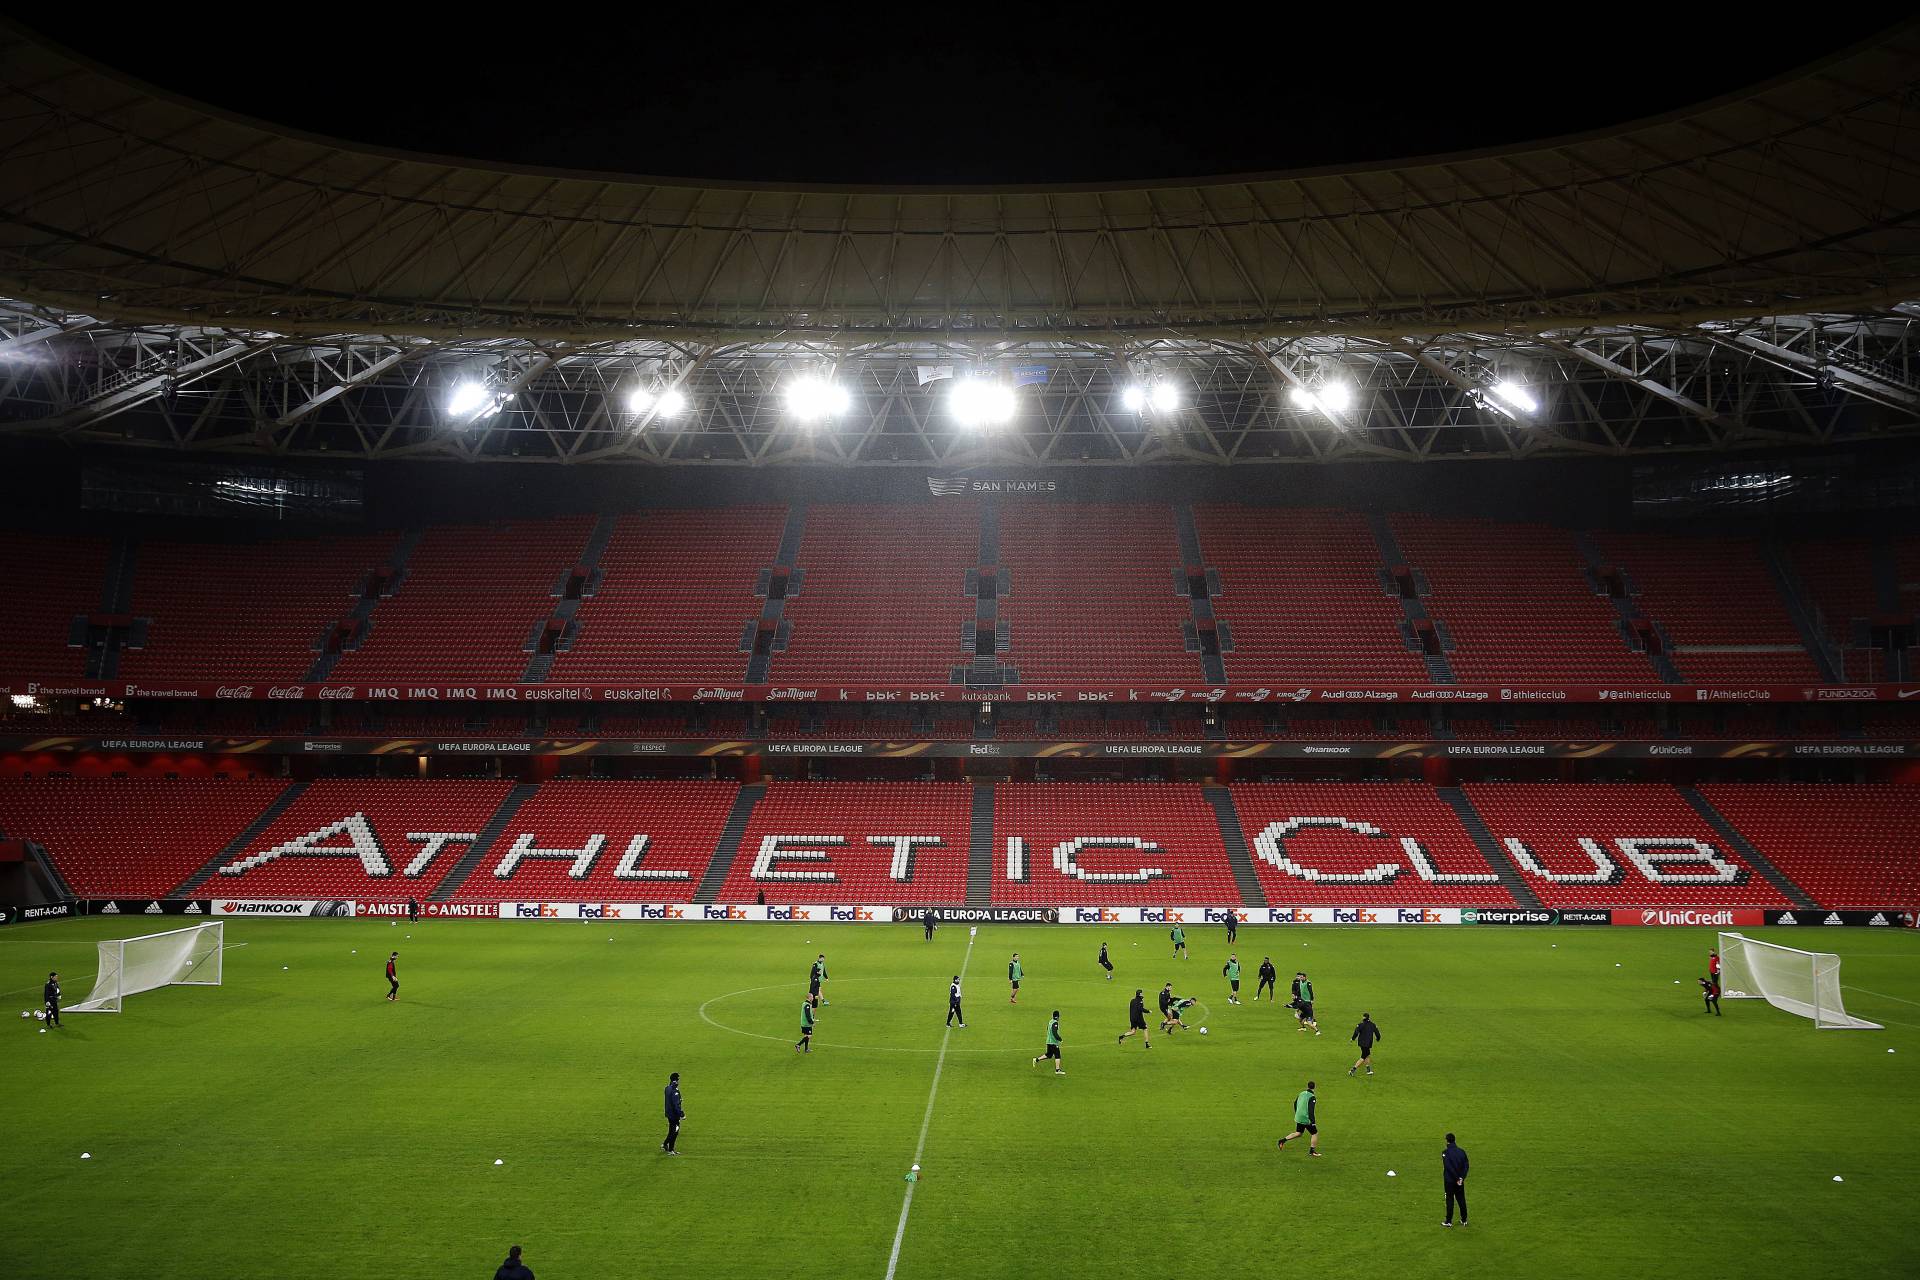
2,26,1919,342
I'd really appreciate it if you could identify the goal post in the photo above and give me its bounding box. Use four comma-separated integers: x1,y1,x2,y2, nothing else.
67,922,224,1014
1717,931,1880,1030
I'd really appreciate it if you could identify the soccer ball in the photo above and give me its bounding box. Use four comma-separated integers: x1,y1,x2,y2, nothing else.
34,1009,45,1020
1199,1026,1209,1035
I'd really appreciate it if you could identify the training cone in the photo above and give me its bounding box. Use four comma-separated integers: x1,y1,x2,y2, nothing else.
1833,1175,1844,1182
904,1171,918,1183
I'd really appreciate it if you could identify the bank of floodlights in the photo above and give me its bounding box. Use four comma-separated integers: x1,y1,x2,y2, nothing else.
1120,379,1184,415
1288,378,1354,421
446,379,510,424
949,377,1018,428
625,384,690,424
784,373,853,423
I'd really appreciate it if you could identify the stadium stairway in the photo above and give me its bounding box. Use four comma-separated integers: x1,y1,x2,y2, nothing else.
694,783,766,902
1369,513,1456,683
1435,787,1543,908
25,838,75,902
1173,505,1229,684
307,528,423,682
745,507,806,684
1203,784,1266,907
170,780,312,897
1762,543,1843,683
967,782,995,906
85,536,140,679
1675,786,1818,909
429,783,540,901
1575,531,1683,683
523,514,617,682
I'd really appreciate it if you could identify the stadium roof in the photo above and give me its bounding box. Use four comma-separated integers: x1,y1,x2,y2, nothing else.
1,24,1918,464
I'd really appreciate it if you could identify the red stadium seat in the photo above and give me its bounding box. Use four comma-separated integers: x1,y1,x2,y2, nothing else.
993,782,1240,905
713,780,971,904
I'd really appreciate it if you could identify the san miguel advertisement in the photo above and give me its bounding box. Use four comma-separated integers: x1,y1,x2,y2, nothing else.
5,678,1920,705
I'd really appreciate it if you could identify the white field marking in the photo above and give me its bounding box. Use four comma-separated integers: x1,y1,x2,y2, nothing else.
698,974,1118,1055
1842,984,1920,1008
885,927,977,1280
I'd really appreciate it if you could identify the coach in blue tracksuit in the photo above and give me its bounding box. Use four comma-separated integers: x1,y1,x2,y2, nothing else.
1442,1133,1470,1226
662,1072,685,1155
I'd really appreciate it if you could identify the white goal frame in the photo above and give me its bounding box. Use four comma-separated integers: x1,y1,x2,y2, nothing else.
1716,931,1880,1030
67,922,224,1014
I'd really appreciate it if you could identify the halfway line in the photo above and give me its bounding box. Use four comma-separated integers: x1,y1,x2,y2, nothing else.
884,926,977,1280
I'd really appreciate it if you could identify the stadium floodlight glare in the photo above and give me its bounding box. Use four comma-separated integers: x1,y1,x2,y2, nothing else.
446,380,492,422
1120,384,1148,413
626,386,655,416
949,377,1017,428
1316,381,1354,413
1287,385,1317,410
785,375,852,422
1490,380,1539,414
1149,381,1183,414
655,388,690,418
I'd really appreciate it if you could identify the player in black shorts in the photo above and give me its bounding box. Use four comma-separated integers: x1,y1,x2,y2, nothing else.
1097,941,1115,981
1257,957,1278,1002
1224,912,1238,944
43,971,60,1028
385,952,399,1002
1032,1010,1065,1075
1349,1013,1381,1075
1118,989,1151,1048
809,954,829,1008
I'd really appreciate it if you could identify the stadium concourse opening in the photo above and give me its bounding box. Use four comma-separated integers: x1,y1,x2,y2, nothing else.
1,16,1919,1280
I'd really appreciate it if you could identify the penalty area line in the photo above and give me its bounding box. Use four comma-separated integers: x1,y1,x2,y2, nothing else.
884,927,977,1280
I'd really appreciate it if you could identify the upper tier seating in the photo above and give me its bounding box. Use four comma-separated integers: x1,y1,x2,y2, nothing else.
1230,783,1517,905
1697,783,1920,909
209,779,514,898
1198,506,1426,683
992,782,1240,904
996,504,1203,683
450,779,738,900
550,508,785,683
0,777,287,897
771,502,979,683
0,533,110,680
713,780,971,904
117,534,399,682
1463,783,1790,908
1596,532,1821,683
331,518,595,685
1393,514,1657,684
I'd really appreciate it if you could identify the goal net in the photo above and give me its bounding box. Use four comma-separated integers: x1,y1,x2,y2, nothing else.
1717,931,1880,1030
67,922,224,1014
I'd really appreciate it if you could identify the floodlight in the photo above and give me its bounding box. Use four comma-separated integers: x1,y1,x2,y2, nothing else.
626,386,655,415
655,388,689,418
786,376,852,422
1316,381,1353,412
1149,381,1183,414
1491,380,1538,414
950,378,1016,427
1288,385,1316,409
1120,385,1147,413
446,381,491,421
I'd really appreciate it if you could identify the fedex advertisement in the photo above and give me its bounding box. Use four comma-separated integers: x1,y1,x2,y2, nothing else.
1057,906,1464,925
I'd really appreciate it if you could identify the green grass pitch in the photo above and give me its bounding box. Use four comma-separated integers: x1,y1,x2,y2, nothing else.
5,918,1917,1279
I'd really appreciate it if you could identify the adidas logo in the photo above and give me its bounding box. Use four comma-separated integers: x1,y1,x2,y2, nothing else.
144,902,163,914
1822,912,1843,925
101,902,120,914
184,902,203,914
1777,912,1796,924
1868,913,1888,926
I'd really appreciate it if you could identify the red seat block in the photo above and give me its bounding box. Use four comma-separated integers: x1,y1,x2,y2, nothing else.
714,781,971,904
993,782,1240,905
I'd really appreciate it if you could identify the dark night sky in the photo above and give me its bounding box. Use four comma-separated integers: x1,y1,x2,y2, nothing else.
17,15,1912,185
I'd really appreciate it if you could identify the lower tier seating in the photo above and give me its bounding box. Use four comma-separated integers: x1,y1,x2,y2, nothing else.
993,783,1240,905
1696,784,1920,909
711,781,973,904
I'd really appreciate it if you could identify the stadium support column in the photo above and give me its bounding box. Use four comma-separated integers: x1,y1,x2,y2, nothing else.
430,783,541,901
1675,787,1817,910
168,780,313,898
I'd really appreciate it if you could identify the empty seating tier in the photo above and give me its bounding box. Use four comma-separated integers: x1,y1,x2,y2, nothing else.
1697,783,1920,909
993,782,1239,904
712,780,972,904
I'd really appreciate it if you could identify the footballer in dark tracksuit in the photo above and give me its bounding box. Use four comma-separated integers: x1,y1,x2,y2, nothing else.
947,976,965,1027
662,1073,684,1154
1097,942,1114,981
385,952,399,1002
923,909,937,941
1349,1014,1381,1075
1224,912,1238,943
43,972,60,1027
1443,1135,1470,1224
1118,989,1151,1046
1256,958,1278,1002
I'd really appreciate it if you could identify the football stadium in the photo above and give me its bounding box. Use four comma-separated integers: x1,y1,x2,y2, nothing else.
3,18,1920,1280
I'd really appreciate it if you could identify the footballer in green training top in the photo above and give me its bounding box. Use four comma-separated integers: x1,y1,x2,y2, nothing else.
1276,1080,1321,1156
1009,952,1024,1004
1032,1009,1065,1075
1171,924,1187,959
1223,954,1242,1005
795,998,814,1054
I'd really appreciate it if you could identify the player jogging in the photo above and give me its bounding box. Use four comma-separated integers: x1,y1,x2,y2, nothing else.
809,954,829,1008
1171,924,1187,960
1257,957,1278,1002
42,970,60,1028
1276,1081,1321,1156
1293,973,1320,1034
796,999,815,1053
1700,975,1722,1016
1224,954,1242,1005
1224,912,1239,943
1032,1010,1065,1075
1348,1013,1381,1075
1009,952,1023,1004
1098,941,1114,981
1118,988,1152,1048
947,975,966,1028
386,952,399,1002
